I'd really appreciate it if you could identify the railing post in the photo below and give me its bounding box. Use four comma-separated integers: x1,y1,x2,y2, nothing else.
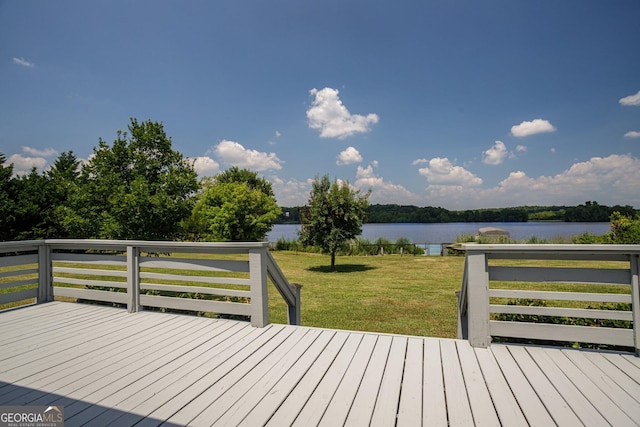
37,242,52,303
457,257,468,339
249,248,269,327
630,254,640,356
127,245,141,313
466,251,491,347
288,283,302,326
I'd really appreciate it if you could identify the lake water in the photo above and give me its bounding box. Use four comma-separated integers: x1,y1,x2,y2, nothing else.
267,222,611,244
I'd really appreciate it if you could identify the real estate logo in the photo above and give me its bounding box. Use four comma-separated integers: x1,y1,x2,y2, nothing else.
0,406,64,427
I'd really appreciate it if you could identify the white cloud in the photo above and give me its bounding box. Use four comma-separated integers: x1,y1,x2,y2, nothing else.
510,119,556,137
619,90,640,106
307,87,379,139
624,131,640,138
411,158,428,165
12,57,34,68
3,147,57,176
355,164,418,204
516,145,527,152
271,176,312,206
417,157,483,186
214,139,283,171
482,141,508,165
419,154,640,209
22,146,57,157
7,154,47,176
336,146,363,165
190,156,220,177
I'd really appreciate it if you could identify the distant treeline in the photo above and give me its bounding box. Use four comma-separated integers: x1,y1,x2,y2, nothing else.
276,201,638,224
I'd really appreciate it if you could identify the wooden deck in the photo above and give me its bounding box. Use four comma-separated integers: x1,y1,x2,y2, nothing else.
1,302,639,426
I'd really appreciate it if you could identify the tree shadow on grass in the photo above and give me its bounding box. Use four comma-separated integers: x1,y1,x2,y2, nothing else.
308,264,377,273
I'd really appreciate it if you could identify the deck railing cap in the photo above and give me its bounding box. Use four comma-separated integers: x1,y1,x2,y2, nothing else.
462,243,640,253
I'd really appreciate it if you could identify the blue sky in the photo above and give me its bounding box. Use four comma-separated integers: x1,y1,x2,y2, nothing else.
2,0,639,209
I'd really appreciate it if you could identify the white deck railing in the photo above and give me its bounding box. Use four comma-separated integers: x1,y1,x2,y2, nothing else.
0,239,301,326
458,244,640,354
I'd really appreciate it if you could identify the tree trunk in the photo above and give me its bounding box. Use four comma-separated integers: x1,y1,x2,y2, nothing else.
330,251,336,271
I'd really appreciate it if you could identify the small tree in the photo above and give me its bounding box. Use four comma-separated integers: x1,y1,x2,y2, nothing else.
299,175,370,270
190,167,280,241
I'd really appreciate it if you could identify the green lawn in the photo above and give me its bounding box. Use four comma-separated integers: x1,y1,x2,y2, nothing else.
267,252,465,338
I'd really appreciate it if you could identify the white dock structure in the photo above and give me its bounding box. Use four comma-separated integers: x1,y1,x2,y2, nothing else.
1,240,639,425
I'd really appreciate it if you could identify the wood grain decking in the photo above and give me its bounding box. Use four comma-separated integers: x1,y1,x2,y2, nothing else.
1,302,639,426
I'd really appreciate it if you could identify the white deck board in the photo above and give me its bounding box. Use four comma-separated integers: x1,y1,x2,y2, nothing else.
561,348,640,422
1,301,639,426
396,337,423,426
508,345,583,425
440,339,475,426
537,347,637,426
422,339,448,426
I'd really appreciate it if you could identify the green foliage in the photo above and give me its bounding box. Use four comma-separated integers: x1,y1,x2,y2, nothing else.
359,202,638,224
564,201,636,222
213,166,275,197
299,175,370,269
572,232,607,244
58,119,198,240
608,211,640,243
190,168,280,241
0,154,18,241
12,168,52,239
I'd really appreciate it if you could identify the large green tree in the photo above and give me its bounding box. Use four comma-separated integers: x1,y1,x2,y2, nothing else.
58,118,198,240
189,167,280,241
299,175,370,270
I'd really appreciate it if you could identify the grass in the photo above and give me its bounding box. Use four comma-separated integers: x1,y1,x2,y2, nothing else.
266,252,465,338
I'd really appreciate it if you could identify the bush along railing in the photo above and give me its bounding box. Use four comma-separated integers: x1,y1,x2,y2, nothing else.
0,240,301,327
458,244,640,355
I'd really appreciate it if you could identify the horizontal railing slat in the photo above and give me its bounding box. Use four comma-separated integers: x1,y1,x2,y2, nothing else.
52,252,126,265
489,266,630,285
139,272,250,286
53,278,127,288
0,288,37,305
139,294,251,315
0,268,38,279
53,286,129,304
490,321,634,347
140,283,251,298
490,304,633,321
0,278,38,290
0,254,38,268
53,267,127,277
139,257,249,273
487,252,630,262
0,241,42,254
489,289,632,303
